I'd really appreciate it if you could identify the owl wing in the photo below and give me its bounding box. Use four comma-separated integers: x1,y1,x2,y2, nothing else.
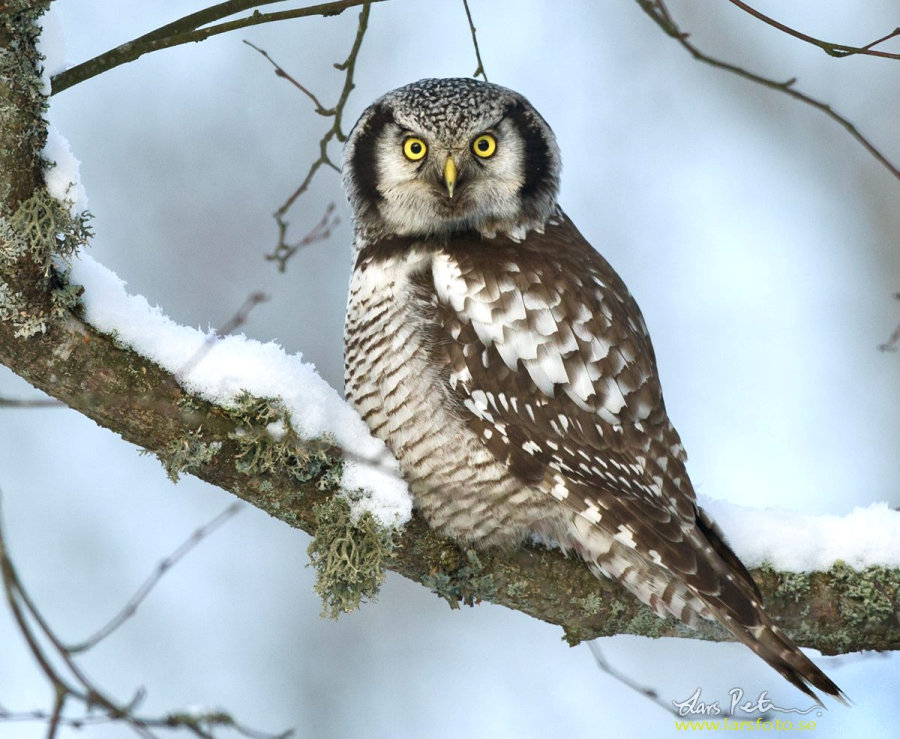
423,212,845,704
427,212,707,568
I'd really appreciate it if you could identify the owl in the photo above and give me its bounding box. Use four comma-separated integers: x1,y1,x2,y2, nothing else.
341,77,843,704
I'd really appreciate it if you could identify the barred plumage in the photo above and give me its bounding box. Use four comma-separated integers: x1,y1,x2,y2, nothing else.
342,77,845,705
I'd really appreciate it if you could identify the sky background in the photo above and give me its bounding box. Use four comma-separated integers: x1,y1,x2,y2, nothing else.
1,1,899,737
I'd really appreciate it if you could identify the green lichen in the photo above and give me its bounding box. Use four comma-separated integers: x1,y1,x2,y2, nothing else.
830,561,898,630
774,568,811,604
223,391,340,491
620,604,677,639
573,592,604,617
0,190,91,336
608,600,628,620
422,549,497,609
307,494,399,619
148,429,223,483
7,190,91,266
505,579,529,599
751,561,900,654
0,9,92,336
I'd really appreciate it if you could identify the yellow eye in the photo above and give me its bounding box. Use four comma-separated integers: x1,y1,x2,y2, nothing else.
403,137,428,161
472,133,497,158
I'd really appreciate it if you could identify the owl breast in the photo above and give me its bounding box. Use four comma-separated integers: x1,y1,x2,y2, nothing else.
344,240,565,547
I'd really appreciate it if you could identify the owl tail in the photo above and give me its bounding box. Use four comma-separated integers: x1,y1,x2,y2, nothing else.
691,509,849,707
573,512,847,706
721,606,848,707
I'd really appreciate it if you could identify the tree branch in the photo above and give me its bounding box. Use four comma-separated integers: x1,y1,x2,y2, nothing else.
635,0,900,181
50,0,386,95
0,494,281,737
2,4,898,660
255,3,370,271
726,0,900,60
462,0,488,82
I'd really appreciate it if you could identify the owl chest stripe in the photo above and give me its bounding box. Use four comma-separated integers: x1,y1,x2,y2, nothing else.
346,251,453,458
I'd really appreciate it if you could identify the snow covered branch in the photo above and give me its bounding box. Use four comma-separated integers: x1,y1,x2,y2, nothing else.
2,4,899,658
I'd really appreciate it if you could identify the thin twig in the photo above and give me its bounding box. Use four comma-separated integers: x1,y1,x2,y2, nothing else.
0,396,62,408
177,291,269,379
243,40,329,112
0,530,81,710
588,641,678,718
726,0,900,60
50,0,386,95
47,689,65,739
254,3,371,271
878,293,900,352
270,202,340,271
588,641,775,721
0,492,284,738
68,503,243,653
462,0,488,81
635,0,900,181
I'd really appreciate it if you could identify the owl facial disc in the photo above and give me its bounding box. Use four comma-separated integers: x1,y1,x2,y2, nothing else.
342,78,561,240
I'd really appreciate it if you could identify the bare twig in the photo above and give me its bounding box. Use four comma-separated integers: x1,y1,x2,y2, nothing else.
878,293,900,352
635,0,900,181
588,641,682,719
270,202,340,270
51,0,386,95
588,641,775,721
0,493,284,738
68,502,243,653
462,0,488,81
0,706,123,728
177,291,270,379
253,3,371,271
215,291,271,338
726,0,900,60
243,40,329,112
0,396,62,408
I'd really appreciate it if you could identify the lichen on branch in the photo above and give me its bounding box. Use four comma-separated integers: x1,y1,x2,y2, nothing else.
307,493,399,618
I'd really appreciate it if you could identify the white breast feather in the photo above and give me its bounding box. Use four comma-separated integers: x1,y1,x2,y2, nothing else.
433,250,631,416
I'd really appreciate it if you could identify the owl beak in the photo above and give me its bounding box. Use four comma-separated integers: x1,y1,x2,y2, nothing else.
443,155,458,198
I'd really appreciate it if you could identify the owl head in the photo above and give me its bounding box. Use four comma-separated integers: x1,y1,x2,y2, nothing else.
342,78,561,241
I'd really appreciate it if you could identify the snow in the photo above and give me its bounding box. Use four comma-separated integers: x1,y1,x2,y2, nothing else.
69,254,412,527
42,124,89,215
37,8,89,216
700,496,900,571
35,6,67,88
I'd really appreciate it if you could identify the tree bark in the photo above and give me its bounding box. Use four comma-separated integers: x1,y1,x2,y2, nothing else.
1,5,898,657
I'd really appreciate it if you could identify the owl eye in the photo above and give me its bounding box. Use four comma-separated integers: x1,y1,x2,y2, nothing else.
403,137,428,161
472,133,497,158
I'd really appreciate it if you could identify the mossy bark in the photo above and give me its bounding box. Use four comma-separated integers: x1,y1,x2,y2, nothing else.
1,6,898,656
